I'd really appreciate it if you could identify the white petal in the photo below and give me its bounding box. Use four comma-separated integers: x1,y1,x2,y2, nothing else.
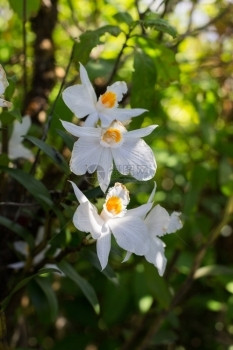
79,63,97,103
0,64,9,94
70,181,89,204
8,261,25,270
99,108,147,127
35,226,44,245
112,139,156,181
145,204,170,237
126,202,153,219
0,97,12,108
9,115,31,145
13,241,28,256
126,125,158,139
96,148,113,193
148,182,157,203
70,138,102,175
96,230,112,270
109,216,148,256
8,144,34,161
73,201,104,239
61,120,100,138
167,212,183,233
144,236,167,276
33,249,47,265
62,85,96,118
8,116,33,160
83,112,99,127
122,251,132,263
106,81,127,102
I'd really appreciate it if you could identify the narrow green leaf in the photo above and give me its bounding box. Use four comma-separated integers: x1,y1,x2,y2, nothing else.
143,14,177,38
113,12,134,25
194,265,233,279
9,0,41,20
56,129,75,151
1,268,52,310
25,135,70,174
58,261,100,313
96,25,121,37
0,215,34,247
35,277,58,322
0,167,53,210
144,263,172,308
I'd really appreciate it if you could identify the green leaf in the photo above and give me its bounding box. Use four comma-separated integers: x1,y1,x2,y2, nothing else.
9,0,41,20
194,265,233,279
131,50,157,128
96,25,121,37
113,12,134,25
58,261,100,313
56,129,75,151
73,26,121,64
35,277,58,322
25,135,70,174
0,215,34,247
144,263,172,308
1,268,54,310
0,167,53,210
143,14,177,38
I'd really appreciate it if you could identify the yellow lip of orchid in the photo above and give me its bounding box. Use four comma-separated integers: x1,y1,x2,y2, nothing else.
100,91,117,108
100,120,126,148
102,182,130,218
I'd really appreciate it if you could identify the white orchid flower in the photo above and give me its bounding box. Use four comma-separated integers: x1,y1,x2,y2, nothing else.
8,227,61,273
7,115,34,161
124,184,183,276
61,120,157,192
143,205,183,276
0,64,12,108
71,181,153,270
62,63,147,127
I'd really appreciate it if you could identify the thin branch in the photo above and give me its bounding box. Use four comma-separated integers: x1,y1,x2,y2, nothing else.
0,202,38,207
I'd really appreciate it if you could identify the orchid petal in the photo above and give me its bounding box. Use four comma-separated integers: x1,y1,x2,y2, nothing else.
96,148,113,192
106,81,127,101
13,241,28,256
79,63,97,103
145,204,170,237
73,201,104,239
96,229,111,270
100,108,147,127
148,182,157,203
109,216,148,256
167,212,183,233
61,120,100,138
8,261,25,270
126,125,158,138
112,139,156,181
122,251,132,263
144,236,167,276
70,138,102,175
62,85,96,118
70,181,89,204
126,202,153,219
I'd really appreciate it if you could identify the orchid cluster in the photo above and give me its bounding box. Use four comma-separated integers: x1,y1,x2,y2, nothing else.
61,63,183,276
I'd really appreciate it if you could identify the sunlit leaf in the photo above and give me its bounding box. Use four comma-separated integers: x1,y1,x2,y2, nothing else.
143,13,177,38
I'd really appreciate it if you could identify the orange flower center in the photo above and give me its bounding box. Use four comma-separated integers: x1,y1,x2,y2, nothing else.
106,196,122,215
102,128,122,144
100,91,117,108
